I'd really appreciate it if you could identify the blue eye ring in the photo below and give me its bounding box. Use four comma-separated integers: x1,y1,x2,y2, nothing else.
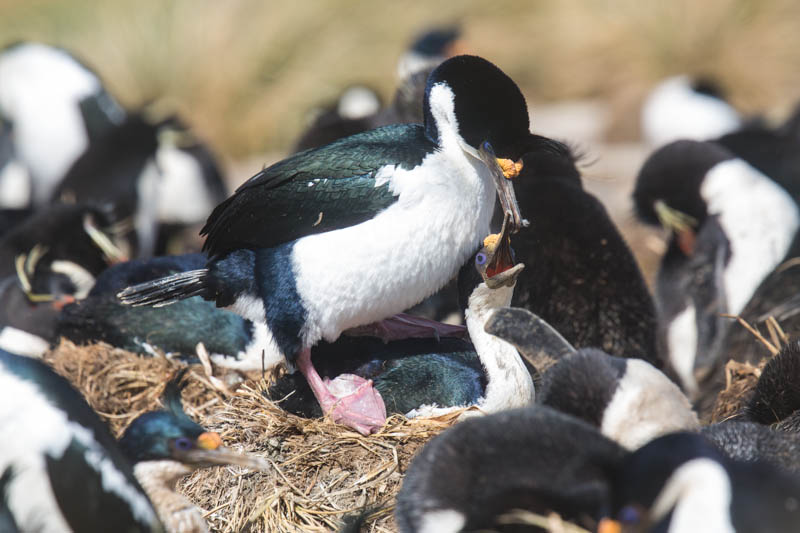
173,437,193,451
475,252,487,266
619,505,641,524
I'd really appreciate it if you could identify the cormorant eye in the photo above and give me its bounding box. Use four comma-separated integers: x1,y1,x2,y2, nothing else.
475,252,487,266
619,505,641,524
173,437,193,451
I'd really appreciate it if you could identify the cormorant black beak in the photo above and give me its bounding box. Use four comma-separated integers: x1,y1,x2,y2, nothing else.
478,141,525,233
174,432,269,470
484,213,525,289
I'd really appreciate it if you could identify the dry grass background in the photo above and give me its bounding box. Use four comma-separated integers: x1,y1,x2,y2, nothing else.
3,0,800,159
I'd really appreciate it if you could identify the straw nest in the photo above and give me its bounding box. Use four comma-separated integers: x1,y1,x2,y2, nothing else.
709,359,766,423
43,340,467,532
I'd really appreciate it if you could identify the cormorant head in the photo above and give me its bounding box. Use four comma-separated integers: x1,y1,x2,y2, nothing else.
423,55,530,159
633,140,733,257
119,373,265,470
458,213,525,310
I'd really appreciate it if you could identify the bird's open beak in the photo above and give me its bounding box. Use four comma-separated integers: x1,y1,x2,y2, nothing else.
483,213,525,288
653,200,696,255
176,431,270,470
478,141,525,232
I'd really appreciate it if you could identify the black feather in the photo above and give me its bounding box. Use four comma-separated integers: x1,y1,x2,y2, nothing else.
117,269,209,307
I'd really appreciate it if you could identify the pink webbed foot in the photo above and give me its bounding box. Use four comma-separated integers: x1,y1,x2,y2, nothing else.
321,374,387,435
344,313,467,343
295,348,387,435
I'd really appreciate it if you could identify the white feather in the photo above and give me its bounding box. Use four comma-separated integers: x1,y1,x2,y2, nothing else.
336,86,380,120
464,283,534,415
225,295,287,370
209,320,285,371
418,509,467,533
134,159,162,258
0,326,49,358
651,458,734,533
600,359,698,450
155,145,217,225
702,159,800,317
0,159,31,208
50,260,96,299
642,75,741,148
666,304,699,396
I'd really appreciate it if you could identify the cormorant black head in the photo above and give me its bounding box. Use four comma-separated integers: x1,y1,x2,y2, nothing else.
119,373,266,470
633,140,733,255
118,374,210,464
423,55,530,157
457,215,524,310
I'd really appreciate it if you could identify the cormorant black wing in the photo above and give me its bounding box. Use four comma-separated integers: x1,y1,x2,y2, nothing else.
201,124,435,257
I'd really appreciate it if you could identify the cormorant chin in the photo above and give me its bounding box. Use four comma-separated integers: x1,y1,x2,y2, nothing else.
485,263,525,289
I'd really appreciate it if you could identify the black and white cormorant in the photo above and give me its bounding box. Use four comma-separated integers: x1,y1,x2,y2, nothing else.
0,348,163,532
633,139,800,401
119,55,530,435
267,220,534,418
0,41,125,206
53,113,227,258
0,351,266,533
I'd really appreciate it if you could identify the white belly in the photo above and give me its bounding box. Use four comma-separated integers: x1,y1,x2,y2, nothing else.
292,149,496,344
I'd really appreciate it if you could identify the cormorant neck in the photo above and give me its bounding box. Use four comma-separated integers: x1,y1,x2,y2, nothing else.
464,282,534,413
133,460,207,533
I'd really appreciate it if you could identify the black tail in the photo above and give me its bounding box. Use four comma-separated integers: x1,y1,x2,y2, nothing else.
116,269,209,307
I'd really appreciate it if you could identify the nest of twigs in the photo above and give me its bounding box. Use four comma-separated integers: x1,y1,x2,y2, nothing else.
43,340,463,532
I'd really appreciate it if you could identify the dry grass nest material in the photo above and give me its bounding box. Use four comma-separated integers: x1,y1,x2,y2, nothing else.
710,358,766,423
43,340,466,532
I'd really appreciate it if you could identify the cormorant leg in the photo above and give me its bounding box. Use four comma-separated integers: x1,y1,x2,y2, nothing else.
295,348,387,435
